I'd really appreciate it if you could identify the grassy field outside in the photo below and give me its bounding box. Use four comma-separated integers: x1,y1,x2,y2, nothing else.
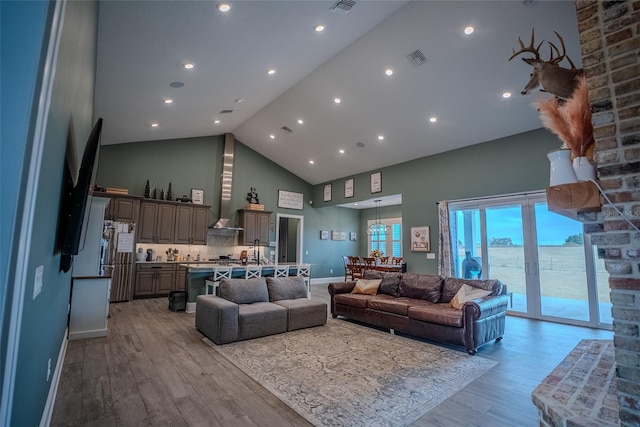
458,246,610,303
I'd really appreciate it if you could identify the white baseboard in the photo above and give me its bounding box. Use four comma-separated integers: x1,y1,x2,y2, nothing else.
310,276,345,285
40,328,68,427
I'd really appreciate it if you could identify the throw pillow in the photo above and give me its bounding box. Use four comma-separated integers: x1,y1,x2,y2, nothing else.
450,284,492,310
351,279,382,295
219,278,269,304
266,277,307,301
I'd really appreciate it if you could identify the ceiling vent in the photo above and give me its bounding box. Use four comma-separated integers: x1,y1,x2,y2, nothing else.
330,0,356,14
406,49,428,67
219,109,233,114
281,126,292,134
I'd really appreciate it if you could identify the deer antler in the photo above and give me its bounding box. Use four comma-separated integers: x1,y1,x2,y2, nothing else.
548,31,578,69
508,28,544,61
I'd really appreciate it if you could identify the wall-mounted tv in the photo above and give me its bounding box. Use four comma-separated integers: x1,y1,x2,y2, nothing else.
59,118,102,272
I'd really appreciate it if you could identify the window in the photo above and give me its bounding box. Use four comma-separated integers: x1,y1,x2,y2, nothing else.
368,218,402,257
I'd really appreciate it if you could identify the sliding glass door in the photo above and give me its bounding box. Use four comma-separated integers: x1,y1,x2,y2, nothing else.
449,192,610,329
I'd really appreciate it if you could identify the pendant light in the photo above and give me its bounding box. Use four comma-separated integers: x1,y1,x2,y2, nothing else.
368,199,389,236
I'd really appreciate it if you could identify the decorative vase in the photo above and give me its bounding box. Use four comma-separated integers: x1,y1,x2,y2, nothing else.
547,149,577,186
572,156,596,182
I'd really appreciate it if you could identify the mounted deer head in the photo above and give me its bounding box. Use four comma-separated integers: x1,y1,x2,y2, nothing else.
509,29,583,99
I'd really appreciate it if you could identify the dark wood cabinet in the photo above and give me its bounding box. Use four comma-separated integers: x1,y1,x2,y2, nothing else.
238,209,271,245
138,201,176,243
105,194,141,222
134,263,177,297
175,267,187,291
173,205,210,245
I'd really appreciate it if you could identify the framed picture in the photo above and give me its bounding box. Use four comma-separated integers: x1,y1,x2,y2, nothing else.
323,184,332,202
332,231,347,241
349,232,357,241
370,172,381,193
278,189,304,210
411,226,430,252
191,188,204,205
344,178,354,198
320,230,329,240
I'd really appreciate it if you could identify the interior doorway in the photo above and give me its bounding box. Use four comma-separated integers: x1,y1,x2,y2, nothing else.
275,213,304,264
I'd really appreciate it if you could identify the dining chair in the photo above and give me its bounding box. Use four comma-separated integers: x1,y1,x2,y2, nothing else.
379,256,390,264
296,264,312,297
205,265,233,296
274,264,290,278
342,255,352,281
348,256,363,280
392,257,402,265
362,257,376,268
244,265,262,279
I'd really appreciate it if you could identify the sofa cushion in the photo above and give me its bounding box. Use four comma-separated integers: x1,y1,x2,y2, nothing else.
367,297,413,316
450,284,492,309
272,299,327,331
334,293,374,309
363,270,402,296
408,303,463,327
352,279,382,295
398,273,442,303
219,278,269,304
440,277,502,303
237,302,287,341
266,276,308,301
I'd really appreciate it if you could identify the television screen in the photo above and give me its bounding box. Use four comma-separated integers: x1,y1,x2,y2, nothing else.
60,118,102,272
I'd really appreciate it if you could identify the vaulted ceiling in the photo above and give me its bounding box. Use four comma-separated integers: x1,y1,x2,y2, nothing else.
95,0,581,185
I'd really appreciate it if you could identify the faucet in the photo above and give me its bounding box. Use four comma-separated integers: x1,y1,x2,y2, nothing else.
254,239,260,265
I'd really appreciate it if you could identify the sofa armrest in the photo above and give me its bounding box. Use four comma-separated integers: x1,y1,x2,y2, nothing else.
463,294,509,321
195,295,239,344
328,281,357,296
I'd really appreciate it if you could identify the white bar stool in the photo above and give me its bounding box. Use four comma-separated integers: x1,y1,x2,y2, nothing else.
205,266,233,296
274,265,290,278
296,264,311,297
244,265,262,279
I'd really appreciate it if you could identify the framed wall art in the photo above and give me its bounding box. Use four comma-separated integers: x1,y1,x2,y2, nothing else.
320,230,329,240
278,189,304,210
332,231,347,241
323,184,332,202
410,226,430,252
191,188,204,205
370,172,381,193
349,232,357,241
344,178,354,198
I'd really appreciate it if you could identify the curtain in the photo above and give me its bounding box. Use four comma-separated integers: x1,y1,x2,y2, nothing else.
437,200,454,277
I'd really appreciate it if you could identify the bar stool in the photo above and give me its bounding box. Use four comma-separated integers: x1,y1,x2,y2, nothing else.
274,264,290,278
205,266,233,296
245,265,262,279
296,264,311,297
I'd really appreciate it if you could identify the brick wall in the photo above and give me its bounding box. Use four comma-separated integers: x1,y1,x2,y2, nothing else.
575,1,640,425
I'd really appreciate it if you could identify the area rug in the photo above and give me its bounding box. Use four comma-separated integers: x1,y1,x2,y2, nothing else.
204,319,498,426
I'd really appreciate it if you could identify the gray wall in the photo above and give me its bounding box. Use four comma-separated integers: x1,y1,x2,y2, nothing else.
98,127,559,278
1,1,99,425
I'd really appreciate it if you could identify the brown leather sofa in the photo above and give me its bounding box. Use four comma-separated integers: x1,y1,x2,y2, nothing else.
328,270,508,355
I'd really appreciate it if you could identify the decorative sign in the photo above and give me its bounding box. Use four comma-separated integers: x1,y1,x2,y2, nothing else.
411,226,430,252
320,230,329,240
349,232,357,241
332,231,347,241
278,189,304,210
117,232,134,253
191,188,204,205
345,178,354,198
323,184,332,202
370,172,382,193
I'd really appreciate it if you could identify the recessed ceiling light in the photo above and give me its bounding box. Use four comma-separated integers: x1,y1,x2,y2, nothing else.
151,123,159,128
235,98,244,103
213,119,221,124
385,69,393,76
184,63,194,69
309,160,315,164
377,135,384,141
339,149,345,154
297,119,304,125
429,116,437,123
464,26,474,35
502,91,512,99
267,69,276,75
334,98,341,104
315,24,325,32
269,134,275,139
217,2,231,12
164,98,173,104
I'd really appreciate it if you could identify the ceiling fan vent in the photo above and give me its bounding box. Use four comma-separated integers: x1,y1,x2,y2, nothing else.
219,109,233,114
330,0,356,14
281,126,292,134
406,49,428,67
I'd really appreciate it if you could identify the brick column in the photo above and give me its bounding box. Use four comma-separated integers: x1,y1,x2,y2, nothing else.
575,1,640,425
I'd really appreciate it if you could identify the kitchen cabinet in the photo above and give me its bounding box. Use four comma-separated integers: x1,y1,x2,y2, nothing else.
174,204,210,245
175,266,187,291
134,263,175,297
138,201,176,243
238,209,271,245
105,194,141,222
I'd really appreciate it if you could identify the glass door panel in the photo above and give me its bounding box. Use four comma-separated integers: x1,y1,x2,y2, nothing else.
451,209,482,279
594,246,612,324
485,205,527,313
534,202,590,321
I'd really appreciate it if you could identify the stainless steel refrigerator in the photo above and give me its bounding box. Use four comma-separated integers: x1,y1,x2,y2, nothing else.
101,220,135,302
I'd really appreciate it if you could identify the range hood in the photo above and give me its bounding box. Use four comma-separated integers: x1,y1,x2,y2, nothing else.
209,133,243,232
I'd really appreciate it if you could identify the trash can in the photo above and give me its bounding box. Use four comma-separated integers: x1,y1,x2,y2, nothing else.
168,290,187,312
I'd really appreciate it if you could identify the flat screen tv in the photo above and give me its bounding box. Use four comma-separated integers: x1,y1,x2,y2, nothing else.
59,117,102,272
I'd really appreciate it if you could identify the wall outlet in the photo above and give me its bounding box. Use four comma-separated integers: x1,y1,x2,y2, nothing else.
426,253,436,260
305,251,309,255
33,265,44,299
330,269,333,274
47,358,51,382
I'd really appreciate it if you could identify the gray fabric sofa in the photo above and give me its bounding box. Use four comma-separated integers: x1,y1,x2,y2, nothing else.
196,276,327,344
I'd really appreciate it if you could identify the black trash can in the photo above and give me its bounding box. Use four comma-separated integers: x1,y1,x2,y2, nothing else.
168,290,187,312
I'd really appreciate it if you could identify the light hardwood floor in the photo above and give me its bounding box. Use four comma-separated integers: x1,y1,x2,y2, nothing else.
51,284,612,426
